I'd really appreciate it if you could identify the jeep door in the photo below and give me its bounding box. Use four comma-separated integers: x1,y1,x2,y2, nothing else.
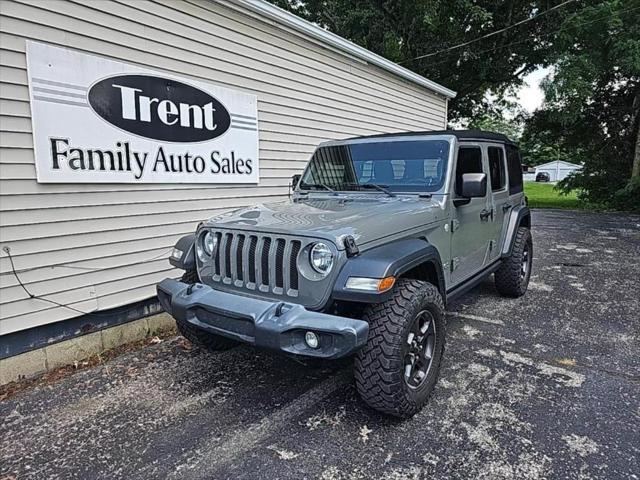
486,144,510,261
450,144,493,284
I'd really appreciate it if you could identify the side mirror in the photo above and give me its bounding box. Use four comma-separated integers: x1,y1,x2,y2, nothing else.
460,173,487,198
291,174,301,190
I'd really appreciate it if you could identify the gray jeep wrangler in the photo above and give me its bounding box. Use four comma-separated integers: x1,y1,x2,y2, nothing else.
157,130,532,417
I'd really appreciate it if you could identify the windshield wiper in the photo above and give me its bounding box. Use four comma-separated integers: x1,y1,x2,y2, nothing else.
345,182,396,197
301,182,335,192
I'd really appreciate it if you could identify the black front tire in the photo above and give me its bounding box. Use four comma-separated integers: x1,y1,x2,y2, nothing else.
176,270,239,352
494,226,533,297
354,279,446,418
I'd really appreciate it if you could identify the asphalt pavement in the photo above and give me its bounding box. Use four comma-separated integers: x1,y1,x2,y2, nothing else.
1,209,639,480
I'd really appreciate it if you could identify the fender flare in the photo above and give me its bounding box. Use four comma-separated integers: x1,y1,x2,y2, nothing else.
332,238,445,304
502,205,531,257
169,233,196,271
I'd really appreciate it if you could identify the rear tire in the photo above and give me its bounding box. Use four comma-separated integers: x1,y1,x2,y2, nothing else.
176,269,239,352
495,226,533,297
354,279,446,418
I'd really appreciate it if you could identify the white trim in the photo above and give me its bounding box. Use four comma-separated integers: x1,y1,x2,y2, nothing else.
230,0,457,99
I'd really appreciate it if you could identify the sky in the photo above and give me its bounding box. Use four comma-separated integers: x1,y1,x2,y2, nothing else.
474,66,551,122
517,67,551,113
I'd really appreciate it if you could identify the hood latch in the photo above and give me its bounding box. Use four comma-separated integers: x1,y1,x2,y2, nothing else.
344,236,360,257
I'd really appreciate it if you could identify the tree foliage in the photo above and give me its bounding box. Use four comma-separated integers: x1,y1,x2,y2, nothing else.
466,100,528,142
523,1,640,210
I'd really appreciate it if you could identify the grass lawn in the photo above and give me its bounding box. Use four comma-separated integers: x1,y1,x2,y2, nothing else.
524,182,582,209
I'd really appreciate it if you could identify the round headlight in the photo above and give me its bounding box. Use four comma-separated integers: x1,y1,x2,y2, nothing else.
197,231,216,261
203,231,216,255
310,242,334,275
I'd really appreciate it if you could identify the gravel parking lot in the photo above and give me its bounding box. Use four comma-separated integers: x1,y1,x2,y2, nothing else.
1,210,639,480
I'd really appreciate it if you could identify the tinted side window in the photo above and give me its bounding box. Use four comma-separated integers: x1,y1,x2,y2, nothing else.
506,145,523,194
456,146,483,195
488,146,506,191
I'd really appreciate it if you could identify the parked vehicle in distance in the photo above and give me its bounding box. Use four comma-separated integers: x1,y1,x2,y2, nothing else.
158,130,532,417
536,171,551,182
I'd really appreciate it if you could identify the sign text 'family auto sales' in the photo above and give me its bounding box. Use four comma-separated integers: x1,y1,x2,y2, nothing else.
26,42,259,183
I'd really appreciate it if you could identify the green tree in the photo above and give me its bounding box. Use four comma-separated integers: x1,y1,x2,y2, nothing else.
523,1,640,210
466,100,527,141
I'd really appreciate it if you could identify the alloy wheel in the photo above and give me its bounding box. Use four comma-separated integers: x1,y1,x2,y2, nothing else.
404,310,436,389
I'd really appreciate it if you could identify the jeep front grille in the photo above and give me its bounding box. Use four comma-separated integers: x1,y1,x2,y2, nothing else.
207,230,303,297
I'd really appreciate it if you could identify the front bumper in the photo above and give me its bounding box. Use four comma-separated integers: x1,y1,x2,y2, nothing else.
157,278,369,359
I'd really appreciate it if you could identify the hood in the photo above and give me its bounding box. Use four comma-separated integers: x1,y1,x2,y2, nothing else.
204,194,445,248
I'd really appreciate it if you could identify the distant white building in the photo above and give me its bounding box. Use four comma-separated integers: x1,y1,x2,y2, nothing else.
535,160,582,182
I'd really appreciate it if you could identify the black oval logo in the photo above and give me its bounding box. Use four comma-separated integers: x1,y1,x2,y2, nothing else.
88,74,231,142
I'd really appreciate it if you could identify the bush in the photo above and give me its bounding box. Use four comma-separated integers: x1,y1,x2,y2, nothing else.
557,171,640,212
611,177,640,212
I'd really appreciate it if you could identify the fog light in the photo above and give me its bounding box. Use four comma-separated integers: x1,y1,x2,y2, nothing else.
305,331,319,349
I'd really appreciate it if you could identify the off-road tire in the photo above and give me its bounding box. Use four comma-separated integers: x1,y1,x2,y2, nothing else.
176,269,239,351
494,226,533,297
354,279,446,418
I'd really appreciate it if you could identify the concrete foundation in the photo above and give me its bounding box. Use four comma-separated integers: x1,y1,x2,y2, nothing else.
0,313,176,385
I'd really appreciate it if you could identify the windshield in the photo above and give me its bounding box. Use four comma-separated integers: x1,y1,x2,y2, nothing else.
299,140,451,193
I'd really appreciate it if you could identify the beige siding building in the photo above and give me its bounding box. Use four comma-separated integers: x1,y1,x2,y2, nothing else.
0,0,453,351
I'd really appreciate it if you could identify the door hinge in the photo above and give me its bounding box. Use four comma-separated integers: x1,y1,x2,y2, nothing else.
451,219,460,232
451,257,460,272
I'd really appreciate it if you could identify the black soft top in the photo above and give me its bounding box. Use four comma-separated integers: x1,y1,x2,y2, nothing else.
347,129,517,145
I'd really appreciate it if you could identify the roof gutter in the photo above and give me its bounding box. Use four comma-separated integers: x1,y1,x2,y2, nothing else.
231,0,457,99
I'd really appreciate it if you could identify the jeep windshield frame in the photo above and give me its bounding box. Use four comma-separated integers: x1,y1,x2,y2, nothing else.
298,138,453,195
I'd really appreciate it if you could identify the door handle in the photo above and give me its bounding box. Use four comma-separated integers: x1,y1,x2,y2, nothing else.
502,204,512,212
480,209,492,221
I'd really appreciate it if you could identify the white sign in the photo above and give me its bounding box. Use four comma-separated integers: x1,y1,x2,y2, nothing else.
26,42,259,183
